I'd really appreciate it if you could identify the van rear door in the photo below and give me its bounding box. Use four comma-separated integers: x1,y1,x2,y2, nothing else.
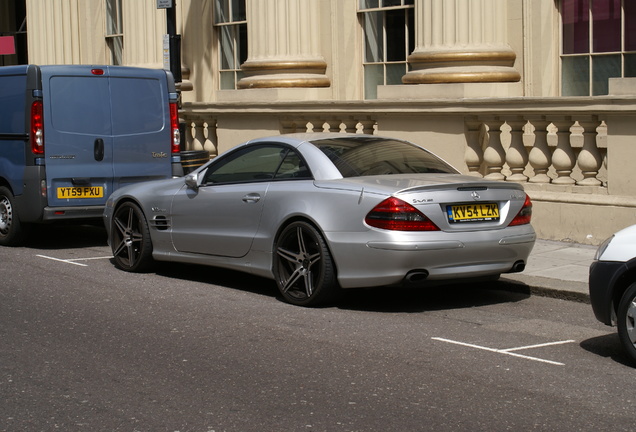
42,66,113,209
108,67,173,189
41,66,173,211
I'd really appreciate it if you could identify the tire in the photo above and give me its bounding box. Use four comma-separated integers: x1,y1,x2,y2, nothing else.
617,282,636,364
273,221,339,307
110,202,154,272
0,186,26,246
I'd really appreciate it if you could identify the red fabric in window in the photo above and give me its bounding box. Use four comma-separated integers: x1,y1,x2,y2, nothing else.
626,0,636,51
562,0,589,54
593,0,621,52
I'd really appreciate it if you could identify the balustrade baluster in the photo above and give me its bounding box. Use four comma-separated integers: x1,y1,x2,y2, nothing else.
505,119,529,182
189,121,204,151
552,119,576,184
464,120,484,177
528,120,552,183
482,119,506,180
357,120,376,134
203,121,218,157
576,120,602,186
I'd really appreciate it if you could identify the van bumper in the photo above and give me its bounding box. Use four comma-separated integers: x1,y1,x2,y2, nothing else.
42,205,104,221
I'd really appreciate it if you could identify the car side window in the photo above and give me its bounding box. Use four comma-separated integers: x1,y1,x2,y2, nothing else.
274,150,311,179
201,144,311,185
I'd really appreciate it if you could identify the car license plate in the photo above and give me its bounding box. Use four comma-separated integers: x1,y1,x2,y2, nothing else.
447,203,499,223
57,186,104,199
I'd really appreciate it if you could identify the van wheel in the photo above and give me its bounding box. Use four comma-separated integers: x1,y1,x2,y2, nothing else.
0,186,25,246
110,202,154,272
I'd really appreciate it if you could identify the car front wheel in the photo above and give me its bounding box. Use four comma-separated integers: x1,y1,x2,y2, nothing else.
273,221,339,307
110,202,153,272
617,282,636,364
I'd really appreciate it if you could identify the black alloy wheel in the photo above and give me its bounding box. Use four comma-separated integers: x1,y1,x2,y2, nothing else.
111,202,153,272
273,221,339,307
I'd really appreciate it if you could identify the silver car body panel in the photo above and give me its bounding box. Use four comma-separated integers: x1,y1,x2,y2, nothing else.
104,134,535,289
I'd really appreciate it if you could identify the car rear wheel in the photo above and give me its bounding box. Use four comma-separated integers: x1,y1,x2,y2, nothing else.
273,221,339,307
110,202,153,272
0,186,26,246
617,282,636,364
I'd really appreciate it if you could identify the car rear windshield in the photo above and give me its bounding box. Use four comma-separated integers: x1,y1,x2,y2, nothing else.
311,137,458,178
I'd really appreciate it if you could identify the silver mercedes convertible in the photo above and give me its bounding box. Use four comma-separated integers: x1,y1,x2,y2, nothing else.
104,133,535,306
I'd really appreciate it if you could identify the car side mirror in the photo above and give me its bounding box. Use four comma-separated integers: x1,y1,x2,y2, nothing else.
185,173,199,190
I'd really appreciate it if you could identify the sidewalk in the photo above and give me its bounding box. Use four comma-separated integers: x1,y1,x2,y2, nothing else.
498,239,596,302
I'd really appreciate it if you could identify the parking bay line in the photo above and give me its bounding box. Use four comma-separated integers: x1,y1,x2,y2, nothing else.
432,337,576,366
36,254,113,267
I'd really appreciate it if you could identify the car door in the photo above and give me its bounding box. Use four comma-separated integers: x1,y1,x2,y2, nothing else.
170,144,288,258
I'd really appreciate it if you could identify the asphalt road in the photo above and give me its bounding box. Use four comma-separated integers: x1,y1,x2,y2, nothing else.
1,225,633,431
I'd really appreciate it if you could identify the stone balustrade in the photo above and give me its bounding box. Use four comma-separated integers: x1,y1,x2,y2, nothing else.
180,92,636,244
464,117,607,188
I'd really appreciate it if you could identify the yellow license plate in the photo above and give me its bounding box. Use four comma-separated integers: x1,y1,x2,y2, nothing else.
57,186,104,199
447,203,499,223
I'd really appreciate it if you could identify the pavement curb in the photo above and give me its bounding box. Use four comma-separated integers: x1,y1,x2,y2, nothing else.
496,276,590,304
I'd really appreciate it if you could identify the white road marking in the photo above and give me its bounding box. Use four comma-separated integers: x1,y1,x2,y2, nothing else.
36,254,113,267
432,337,576,366
501,340,576,352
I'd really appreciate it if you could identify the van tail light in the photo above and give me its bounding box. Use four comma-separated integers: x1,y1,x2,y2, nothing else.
365,197,440,231
169,102,180,153
31,101,44,154
509,194,532,226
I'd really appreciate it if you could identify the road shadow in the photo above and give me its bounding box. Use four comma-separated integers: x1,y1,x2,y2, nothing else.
580,333,636,368
153,262,280,299
337,281,531,313
152,261,531,313
23,222,108,250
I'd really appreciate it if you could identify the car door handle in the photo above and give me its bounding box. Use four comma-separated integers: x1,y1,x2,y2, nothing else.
242,193,261,203
94,138,104,161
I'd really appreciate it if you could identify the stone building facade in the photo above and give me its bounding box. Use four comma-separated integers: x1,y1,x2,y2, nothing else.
2,0,636,244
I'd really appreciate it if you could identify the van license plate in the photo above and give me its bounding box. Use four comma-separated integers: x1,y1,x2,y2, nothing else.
57,186,104,199
447,203,499,223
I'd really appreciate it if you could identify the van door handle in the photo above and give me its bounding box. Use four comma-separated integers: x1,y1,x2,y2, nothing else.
94,138,104,161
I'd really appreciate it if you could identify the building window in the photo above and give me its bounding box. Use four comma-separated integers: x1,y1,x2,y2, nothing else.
105,0,123,65
561,0,636,96
214,0,247,90
359,0,414,99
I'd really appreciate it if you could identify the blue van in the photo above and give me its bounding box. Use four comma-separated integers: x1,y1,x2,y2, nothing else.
0,65,183,245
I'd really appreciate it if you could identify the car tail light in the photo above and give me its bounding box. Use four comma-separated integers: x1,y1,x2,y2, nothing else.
365,197,440,231
170,102,180,153
509,194,532,226
30,101,44,154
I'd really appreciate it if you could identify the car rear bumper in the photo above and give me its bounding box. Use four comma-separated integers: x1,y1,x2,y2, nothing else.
325,228,536,289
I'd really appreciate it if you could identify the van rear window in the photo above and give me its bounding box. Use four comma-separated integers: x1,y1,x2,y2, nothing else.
50,76,111,135
111,77,164,135
0,74,27,134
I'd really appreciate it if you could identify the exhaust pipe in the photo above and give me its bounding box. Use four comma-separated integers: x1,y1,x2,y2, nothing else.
404,270,429,286
509,260,526,273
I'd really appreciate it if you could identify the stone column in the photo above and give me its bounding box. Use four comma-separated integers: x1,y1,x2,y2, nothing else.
403,0,520,84
238,0,330,89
